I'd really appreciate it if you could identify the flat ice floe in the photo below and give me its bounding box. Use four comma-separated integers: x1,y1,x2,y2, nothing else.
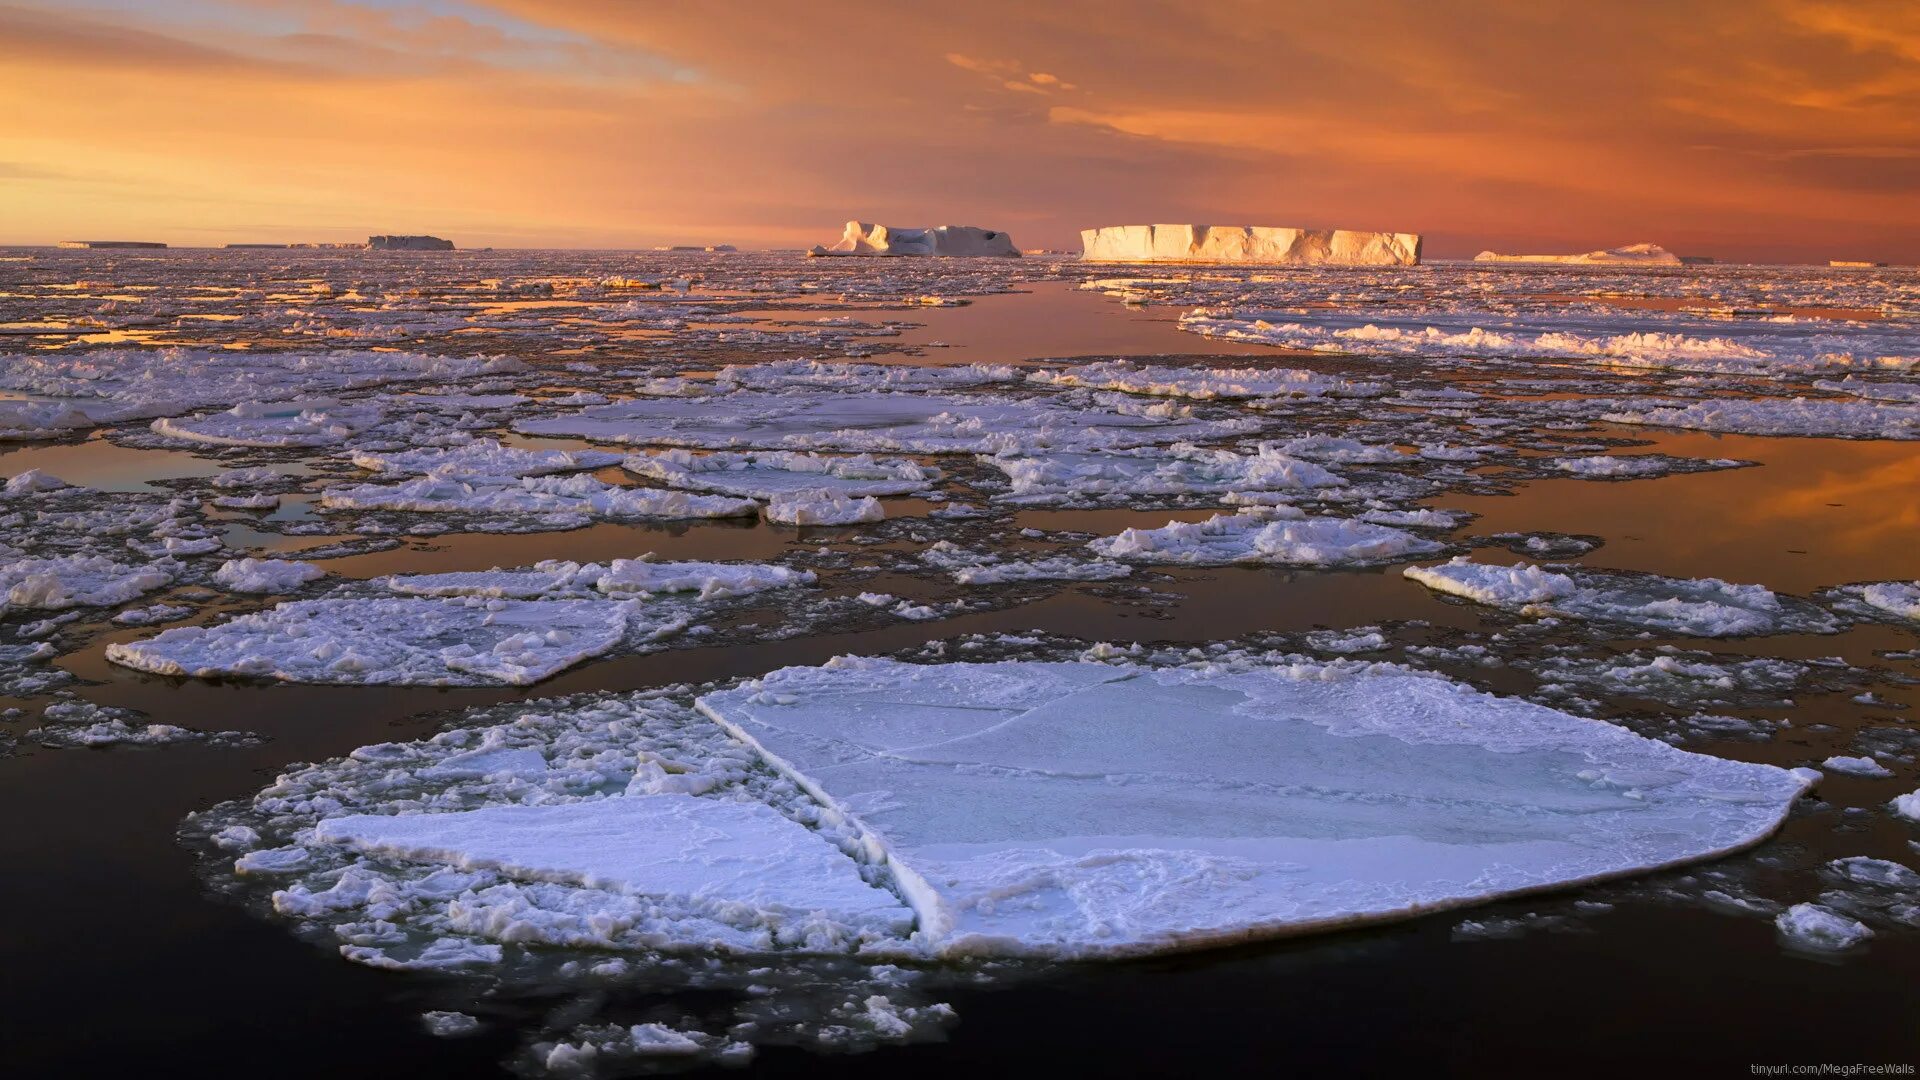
1026,360,1383,401
1601,397,1920,440
314,795,910,937
1088,512,1442,567
1404,557,1838,636
697,657,1810,958
106,597,657,685
987,445,1345,502
624,449,936,499
385,559,813,601
1549,454,1749,479
514,390,1258,454
321,474,757,521
712,359,1018,392
349,438,621,479
152,400,383,448
1,555,174,612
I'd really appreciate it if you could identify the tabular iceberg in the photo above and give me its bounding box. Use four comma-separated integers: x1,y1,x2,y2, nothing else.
1079,224,1422,266
809,222,1019,257
1474,242,1681,266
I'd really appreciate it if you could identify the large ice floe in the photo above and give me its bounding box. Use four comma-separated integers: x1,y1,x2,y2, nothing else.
624,450,936,499
987,445,1346,503
349,438,621,479
320,474,758,522
809,222,1019,258
382,558,813,601
1088,512,1442,567
105,597,659,685
1080,224,1422,266
1026,360,1383,401
515,390,1257,454
1403,558,1839,637
696,657,1809,958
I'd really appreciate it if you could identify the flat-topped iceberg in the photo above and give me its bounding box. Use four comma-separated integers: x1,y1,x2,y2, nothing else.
697,657,1810,958
1080,224,1421,266
1474,243,1681,266
1089,512,1441,567
808,221,1018,257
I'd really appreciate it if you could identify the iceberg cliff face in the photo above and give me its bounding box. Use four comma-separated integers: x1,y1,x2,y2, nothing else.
1079,224,1421,266
1474,242,1679,266
809,221,1019,257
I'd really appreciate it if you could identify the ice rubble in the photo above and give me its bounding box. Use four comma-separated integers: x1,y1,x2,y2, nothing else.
1474,243,1682,266
1088,512,1442,567
29,701,258,749
1080,224,1422,266
1,555,173,612
809,222,1018,257
1027,360,1382,401
384,559,814,601
213,558,324,594
106,597,658,686
1403,558,1836,637
320,474,758,521
625,450,936,499
314,795,911,936
764,489,885,526
1601,397,1920,439
987,445,1345,502
515,390,1258,454
350,439,621,479
698,657,1808,958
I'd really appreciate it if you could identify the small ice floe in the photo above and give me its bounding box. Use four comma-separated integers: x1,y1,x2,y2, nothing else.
350,438,621,479
1602,397,1920,440
1890,788,1920,822
1775,903,1873,952
1824,581,1920,623
385,558,812,602
1822,755,1894,778
152,400,383,448
764,489,885,526
1027,360,1383,401
112,603,193,627
950,556,1133,585
105,597,659,686
1403,557,1837,637
697,656,1811,958
420,1011,483,1038
1088,512,1442,567
626,449,936,499
1,555,174,612
29,700,259,749
1275,435,1404,464
986,444,1344,503
212,558,324,594
321,474,757,522
1548,454,1750,479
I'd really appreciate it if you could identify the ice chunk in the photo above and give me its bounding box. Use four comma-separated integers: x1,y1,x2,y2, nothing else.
1088,513,1441,567
1890,789,1920,822
1404,558,1832,637
1081,224,1421,266
312,795,910,934
4,469,71,496
1404,557,1578,606
626,449,936,499
1822,755,1893,778
213,558,324,594
1774,903,1872,952
809,221,1018,257
697,658,1807,958
106,597,651,686
763,489,885,526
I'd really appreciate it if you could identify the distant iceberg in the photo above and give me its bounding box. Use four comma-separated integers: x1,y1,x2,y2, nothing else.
1474,242,1680,266
1080,224,1421,266
809,221,1019,257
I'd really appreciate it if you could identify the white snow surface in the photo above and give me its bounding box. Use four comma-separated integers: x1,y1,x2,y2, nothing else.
313,795,910,935
1088,513,1441,567
697,657,1807,959
106,597,655,685
625,449,936,499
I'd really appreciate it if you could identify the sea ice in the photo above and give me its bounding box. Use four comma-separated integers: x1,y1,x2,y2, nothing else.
383,559,812,601
1027,361,1382,401
1602,397,1920,440
697,657,1808,958
625,449,936,499
212,558,324,594
1822,756,1893,778
987,445,1345,502
1833,582,1920,622
350,439,621,479
321,474,757,521
0,555,173,612
152,400,383,448
712,360,1017,392
763,489,886,526
106,597,654,686
1088,513,1441,567
1775,903,1873,951
313,795,911,936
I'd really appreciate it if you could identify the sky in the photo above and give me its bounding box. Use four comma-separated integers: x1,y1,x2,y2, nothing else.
2,0,1918,261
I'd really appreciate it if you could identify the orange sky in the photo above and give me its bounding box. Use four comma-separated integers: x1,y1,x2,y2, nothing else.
3,0,1918,260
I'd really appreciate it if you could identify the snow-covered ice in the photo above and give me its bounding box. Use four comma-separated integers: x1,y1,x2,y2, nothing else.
106,597,657,685
1027,361,1382,401
988,445,1345,502
1,555,173,612
625,449,936,499
321,474,757,522
763,489,885,526
1775,903,1873,952
349,439,621,479
698,657,1808,958
1088,513,1442,567
212,558,324,594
